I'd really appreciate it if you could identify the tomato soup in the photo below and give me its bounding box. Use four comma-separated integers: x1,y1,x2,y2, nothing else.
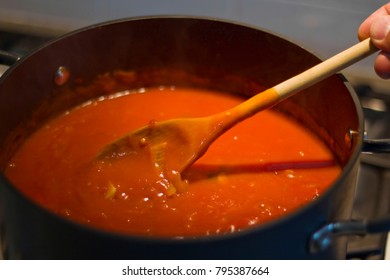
5,86,341,237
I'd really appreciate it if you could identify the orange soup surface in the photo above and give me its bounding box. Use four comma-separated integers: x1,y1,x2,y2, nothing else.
5,86,341,237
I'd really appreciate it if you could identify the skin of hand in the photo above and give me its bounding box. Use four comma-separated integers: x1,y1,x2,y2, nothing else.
358,3,390,79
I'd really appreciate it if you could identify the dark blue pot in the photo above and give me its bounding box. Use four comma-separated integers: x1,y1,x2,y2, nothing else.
0,17,364,259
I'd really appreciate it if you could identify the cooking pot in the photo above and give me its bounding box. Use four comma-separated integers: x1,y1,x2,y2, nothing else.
0,16,390,260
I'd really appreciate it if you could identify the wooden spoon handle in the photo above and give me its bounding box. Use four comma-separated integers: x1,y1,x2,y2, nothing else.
215,38,378,130
206,38,378,143
274,38,377,99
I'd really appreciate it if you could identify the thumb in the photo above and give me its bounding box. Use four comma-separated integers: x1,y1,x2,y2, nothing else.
370,15,390,53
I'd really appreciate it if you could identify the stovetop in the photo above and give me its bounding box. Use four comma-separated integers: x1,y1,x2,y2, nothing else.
346,85,390,260
0,29,389,260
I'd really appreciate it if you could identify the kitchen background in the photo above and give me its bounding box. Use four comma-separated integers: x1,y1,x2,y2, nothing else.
1,0,390,259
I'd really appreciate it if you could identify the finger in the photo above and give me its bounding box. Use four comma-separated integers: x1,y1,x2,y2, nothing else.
374,51,390,79
359,14,378,40
358,3,390,40
370,15,390,53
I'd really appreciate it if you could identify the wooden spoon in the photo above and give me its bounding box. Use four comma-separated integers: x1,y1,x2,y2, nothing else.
97,38,377,191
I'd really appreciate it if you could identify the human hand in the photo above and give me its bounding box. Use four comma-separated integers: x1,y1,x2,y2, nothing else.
358,3,390,79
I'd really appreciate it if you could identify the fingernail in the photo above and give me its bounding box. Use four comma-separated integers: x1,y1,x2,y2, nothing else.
371,16,390,41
